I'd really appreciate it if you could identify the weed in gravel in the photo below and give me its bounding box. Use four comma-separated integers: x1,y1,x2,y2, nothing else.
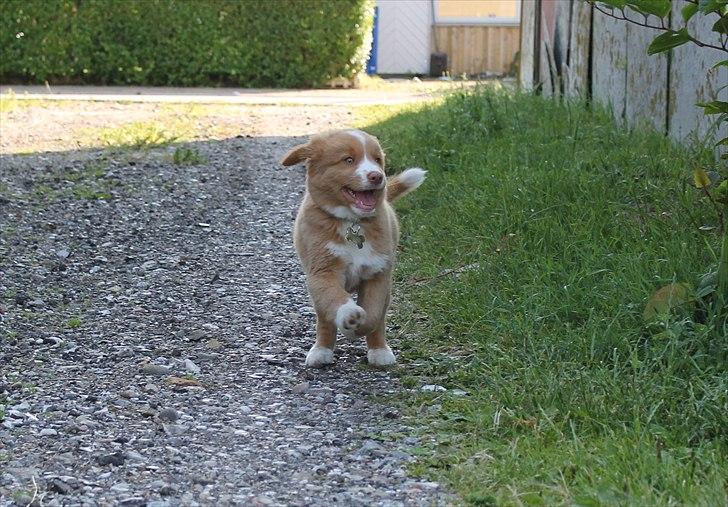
72,185,112,200
65,162,107,182
172,146,206,166
67,317,83,329
96,121,189,151
10,489,31,503
32,184,57,199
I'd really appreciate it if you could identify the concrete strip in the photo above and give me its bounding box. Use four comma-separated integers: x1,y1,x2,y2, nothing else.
0,83,473,106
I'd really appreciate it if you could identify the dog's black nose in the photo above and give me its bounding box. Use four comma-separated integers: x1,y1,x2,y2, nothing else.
367,171,383,185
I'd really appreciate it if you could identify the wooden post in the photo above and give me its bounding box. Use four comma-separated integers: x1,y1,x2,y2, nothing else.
519,0,538,90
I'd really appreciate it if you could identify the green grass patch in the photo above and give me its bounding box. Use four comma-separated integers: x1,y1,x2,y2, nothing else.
95,121,190,151
172,146,206,166
20,162,120,202
66,317,83,328
362,87,727,505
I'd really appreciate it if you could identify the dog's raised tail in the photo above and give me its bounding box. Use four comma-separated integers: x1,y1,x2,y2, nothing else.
386,168,427,202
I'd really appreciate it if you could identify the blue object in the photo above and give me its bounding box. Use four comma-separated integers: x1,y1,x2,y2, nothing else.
366,6,378,75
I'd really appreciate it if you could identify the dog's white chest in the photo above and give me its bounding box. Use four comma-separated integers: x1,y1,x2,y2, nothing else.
326,241,389,291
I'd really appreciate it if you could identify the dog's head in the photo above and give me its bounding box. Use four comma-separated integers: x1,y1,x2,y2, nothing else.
281,129,386,219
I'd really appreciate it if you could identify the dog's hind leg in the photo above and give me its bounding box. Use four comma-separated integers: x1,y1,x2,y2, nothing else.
304,271,365,367
306,312,337,368
364,320,396,367
357,273,396,367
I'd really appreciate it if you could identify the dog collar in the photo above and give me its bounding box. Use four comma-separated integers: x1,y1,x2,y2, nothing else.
345,221,365,249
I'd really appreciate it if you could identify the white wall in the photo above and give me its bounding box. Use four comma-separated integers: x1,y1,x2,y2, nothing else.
376,0,432,74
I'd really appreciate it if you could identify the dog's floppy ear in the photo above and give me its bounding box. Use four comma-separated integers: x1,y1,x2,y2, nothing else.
281,142,312,166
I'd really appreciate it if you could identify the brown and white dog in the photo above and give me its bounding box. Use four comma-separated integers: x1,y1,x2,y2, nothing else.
281,129,426,367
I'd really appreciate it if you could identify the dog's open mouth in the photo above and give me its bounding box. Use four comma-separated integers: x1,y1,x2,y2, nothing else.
343,187,379,212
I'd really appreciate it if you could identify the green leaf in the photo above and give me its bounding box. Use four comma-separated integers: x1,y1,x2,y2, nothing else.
693,167,712,188
647,28,691,54
698,0,728,15
597,0,628,8
697,100,728,114
713,59,728,69
681,3,699,21
715,179,728,204
627,0,671,17
696,271,717,299
629,0,671,17
643,283,693,321
712,15,728,34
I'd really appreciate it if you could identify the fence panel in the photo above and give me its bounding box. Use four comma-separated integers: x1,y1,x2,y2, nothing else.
591,7,628,122
519,0,726,149
669,0,728,143
625,11,668,132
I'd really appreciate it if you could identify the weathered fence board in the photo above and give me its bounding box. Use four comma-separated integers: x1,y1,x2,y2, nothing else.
591,6,627,122
539,0,571,96
519,0,726,148
564,1,591,98
519,0,537,90
669,0,728,143
625,11,668,132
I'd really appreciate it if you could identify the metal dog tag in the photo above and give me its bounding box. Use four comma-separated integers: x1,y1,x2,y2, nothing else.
345,223,365,249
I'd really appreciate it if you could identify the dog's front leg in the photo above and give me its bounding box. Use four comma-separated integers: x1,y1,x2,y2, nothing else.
304,271,366,367
357,272,396,367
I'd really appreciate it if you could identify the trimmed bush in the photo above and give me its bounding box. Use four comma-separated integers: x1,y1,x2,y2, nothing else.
0,0,373,87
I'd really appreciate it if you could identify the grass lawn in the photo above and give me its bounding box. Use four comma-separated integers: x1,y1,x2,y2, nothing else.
361,85,727,506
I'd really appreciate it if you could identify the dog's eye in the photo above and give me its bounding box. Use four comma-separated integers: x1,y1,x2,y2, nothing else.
375,157,382,164
344,156,354,164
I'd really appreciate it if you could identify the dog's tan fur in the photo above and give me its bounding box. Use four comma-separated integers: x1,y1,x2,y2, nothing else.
281,129,425,367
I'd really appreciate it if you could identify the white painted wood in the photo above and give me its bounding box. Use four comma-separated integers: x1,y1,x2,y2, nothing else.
625,10,668,132
591,6,627,123
565,1,591,98
669,0,728,148
519,0,537,90
376,0,432,74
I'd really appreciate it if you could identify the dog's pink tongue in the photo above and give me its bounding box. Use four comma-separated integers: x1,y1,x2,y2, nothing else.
355,191,376,209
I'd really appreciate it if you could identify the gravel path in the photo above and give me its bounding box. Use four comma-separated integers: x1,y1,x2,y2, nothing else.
0,104,453,506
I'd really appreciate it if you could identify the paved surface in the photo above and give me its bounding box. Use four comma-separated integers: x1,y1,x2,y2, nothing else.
0,81,478,106
0,101,455,505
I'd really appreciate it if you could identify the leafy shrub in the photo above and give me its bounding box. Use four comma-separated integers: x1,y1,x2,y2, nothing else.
0,0,373,87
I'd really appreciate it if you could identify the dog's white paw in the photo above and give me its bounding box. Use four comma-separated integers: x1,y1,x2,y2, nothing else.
336,299,366,338
367,346,396,367
305,345,335,368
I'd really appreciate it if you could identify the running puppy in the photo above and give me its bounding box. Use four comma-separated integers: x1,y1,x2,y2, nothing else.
281,129,426,367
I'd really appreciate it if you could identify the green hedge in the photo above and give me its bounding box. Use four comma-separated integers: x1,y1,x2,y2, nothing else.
0,0,373,87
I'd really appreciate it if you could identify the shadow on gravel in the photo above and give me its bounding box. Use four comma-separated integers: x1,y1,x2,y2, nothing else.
0,137,450,505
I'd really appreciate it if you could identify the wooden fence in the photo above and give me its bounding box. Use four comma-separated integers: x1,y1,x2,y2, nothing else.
435,25,520,75
519,0,728,146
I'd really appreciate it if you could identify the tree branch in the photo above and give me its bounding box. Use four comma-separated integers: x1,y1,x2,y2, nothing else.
594,5,665,30
593,4,728,54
